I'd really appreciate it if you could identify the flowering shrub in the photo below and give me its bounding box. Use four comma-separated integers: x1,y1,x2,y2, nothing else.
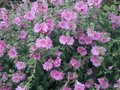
0,0,120,90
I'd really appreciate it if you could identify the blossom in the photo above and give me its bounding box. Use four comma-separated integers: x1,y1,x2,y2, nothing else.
50,70,64,80
8,47,17,59
0,40,6,57
31,1,39,12
61,86,72,90
24,11,36,21
91,46,99,55
55,50,62,56
114,78,120,89
30,44,37,52
74,1,89,15
77,46,87,56
67,36,74,45
59,35,68,45
14,17,21,25
42,61,53,71
54,57,62,67
16,86,25,90
19,30,27,39
70,58,80,69
38,4,47,13
98,77,109,89
74,81,85,90
12,73,21,83
87,68,93,75
34,22,48,33
90,55,101,67
0,21,8,30
58,21,69,29
61,10,77,21
46,18,55,31
16,61,26,70
85,80,93,88
50,0,63,5
91,46,106,55
35,37,52,49
2,73,8,80
33,53,40,60
84,36,92,45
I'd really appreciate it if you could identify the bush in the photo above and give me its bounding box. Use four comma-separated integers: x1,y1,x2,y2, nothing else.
0,0,120,90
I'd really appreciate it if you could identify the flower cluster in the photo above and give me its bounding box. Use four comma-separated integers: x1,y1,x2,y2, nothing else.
0,0,120,90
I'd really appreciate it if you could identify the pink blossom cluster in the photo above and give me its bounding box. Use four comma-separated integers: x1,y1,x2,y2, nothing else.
0,0,119,89
59,35,74,45
35,37,52,49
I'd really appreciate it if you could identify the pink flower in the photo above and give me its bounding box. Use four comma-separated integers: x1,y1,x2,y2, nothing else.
46,18,55,31
94,83,100,90
59,35,68,45
91,46,106,55
74,81,85,90
50,70,64,80
85,80,93,88
38,4,47,13
99,32,111,43
33,53,40,60
2,73,8,80
114,78,120,88
16,61,26,70
77,46,87,56
12,73,21,83
90,55,101,67
46,36,53,49
24,11,36,21
94,0,103,8
50,0,63,5
31,2,39,12
91,46,99,55
35,37,52,49
14,17,21,25
61,10,77,21
87,28,95,37
34,23,41,33
16,86,25,90
54,57,62,67
34,22,48,33
61,86,72,90
8,47,17,59
74,1,89,15
87,0,95,6
0,40,6,57
70,58,80,69
67,36,74,45
55,50,62,56
43,61,53,71
0,21,8,30
58,21,69,29
19,72,26,81
30,44,37,52
98,77,109,89
87,68,93,75
84,36,92,45
99,47,106,55
19,30,27,39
